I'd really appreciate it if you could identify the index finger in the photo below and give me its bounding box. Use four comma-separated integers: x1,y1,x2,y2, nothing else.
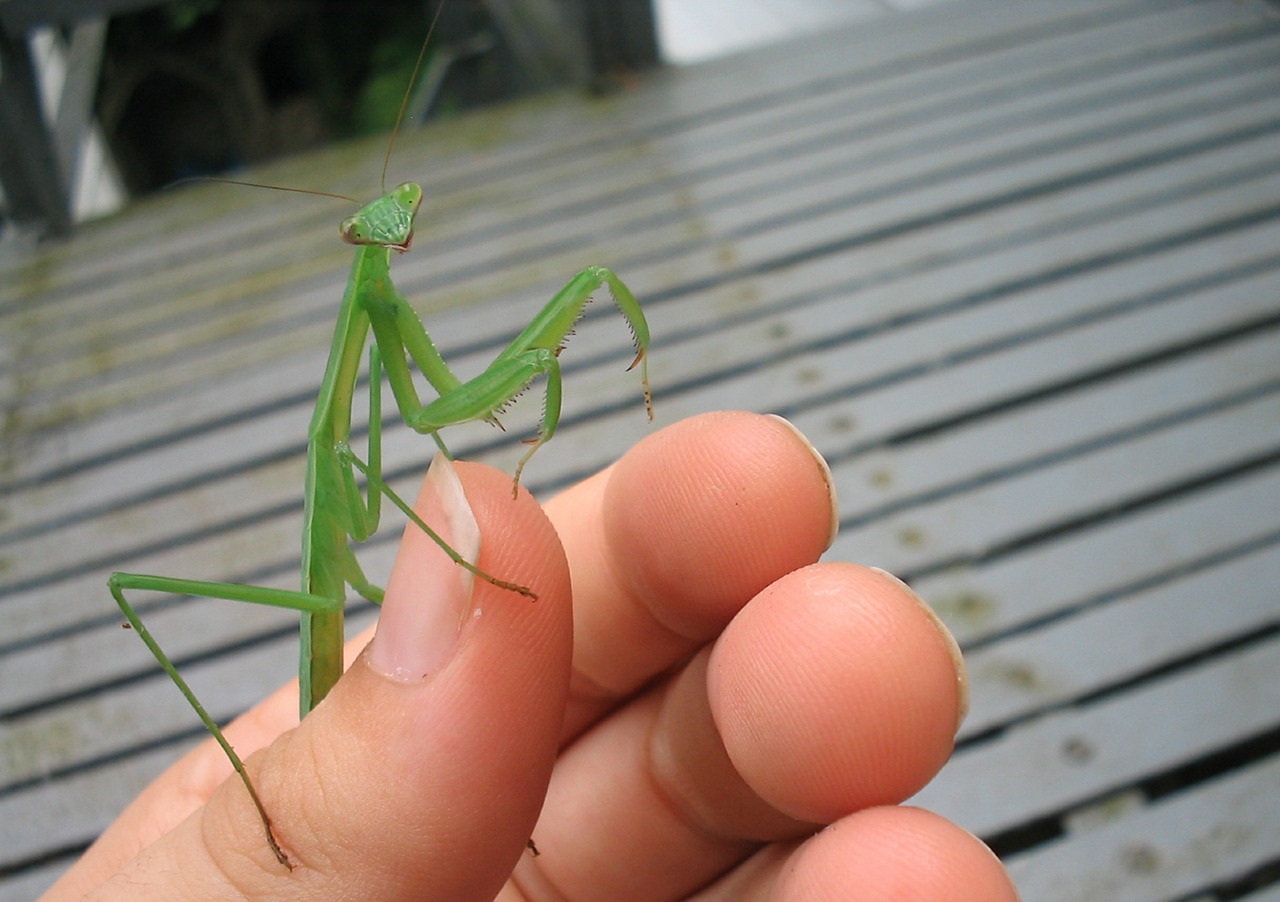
543,411,838,740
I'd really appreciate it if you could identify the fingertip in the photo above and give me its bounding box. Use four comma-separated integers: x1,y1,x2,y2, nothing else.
764,414,839,549
602,411,837,636
776,807,1019,901
870,566,970,732
452,460,574,617
709,563,963,822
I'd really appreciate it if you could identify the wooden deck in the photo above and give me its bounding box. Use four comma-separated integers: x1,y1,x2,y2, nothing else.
3,0,1280,897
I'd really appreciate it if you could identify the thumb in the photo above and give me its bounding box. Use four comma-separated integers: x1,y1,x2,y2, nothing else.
98,455,574,901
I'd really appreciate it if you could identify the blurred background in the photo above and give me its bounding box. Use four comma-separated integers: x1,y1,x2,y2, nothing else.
0,0,953,236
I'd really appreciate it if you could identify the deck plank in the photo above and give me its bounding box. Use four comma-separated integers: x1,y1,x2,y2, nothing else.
1005,753,1280,901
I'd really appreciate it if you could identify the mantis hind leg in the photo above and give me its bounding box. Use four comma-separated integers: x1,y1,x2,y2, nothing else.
109,572,344,868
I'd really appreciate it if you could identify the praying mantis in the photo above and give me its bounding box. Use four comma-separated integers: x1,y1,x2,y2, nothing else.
106,16,652,868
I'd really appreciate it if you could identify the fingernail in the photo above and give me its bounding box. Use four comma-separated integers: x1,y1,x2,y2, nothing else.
870,567,970,733
766,414,840,549
369,454,479,681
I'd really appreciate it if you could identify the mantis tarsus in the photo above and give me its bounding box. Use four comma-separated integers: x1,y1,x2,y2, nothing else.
108,25,652,868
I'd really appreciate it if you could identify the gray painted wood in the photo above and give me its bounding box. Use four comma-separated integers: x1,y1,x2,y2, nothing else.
3,0,1279,897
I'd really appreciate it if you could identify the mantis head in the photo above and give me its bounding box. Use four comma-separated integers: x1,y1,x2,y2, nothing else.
340,182,424,252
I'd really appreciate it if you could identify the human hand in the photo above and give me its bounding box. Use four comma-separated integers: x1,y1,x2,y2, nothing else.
44,411,1017,900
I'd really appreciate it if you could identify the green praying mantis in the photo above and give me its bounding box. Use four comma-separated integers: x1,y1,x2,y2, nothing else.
107,19,652,869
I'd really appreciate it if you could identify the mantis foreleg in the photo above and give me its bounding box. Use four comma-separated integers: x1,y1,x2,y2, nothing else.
369,265,652,493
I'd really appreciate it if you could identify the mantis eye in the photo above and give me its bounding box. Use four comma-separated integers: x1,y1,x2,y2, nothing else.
392,182,424,214
339,217,366,245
